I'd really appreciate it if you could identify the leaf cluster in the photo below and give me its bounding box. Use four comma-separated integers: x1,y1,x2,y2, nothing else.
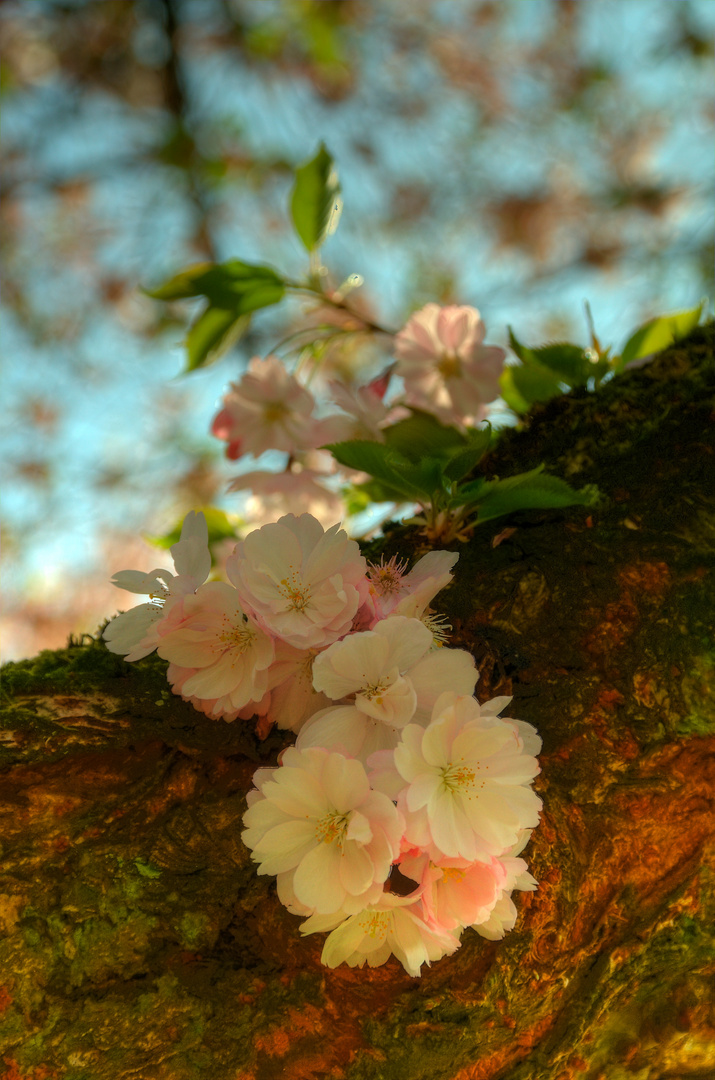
327,410,597,540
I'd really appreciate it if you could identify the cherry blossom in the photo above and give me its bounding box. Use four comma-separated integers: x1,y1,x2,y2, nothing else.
227,513,368,649
226,467,343,532
211,355,320,458
265,640,332,733
399,852,508,933
155,580,275,714
103,510,210,661
471,831,538,939
300,891,460,976
296,616,478,763
165,661,271,722
367,549,459,629
378,692,542,862
242,746,404,915
394,303,506,424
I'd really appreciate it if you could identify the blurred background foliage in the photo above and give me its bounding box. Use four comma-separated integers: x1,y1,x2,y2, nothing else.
2,0,714,659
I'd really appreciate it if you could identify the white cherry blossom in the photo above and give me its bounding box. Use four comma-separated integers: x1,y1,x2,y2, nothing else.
297,617,477,764
300,891,460,977
103,511,210,661
242,747,403,915
379,692,542,862
227,513,368,649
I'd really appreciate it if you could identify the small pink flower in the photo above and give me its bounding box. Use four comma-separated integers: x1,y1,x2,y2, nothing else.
394,303,505,424
211,355,320,458
367,549,459,623
227,513,368,649
156,581,275,714
226,468,344,532
399,852,507,932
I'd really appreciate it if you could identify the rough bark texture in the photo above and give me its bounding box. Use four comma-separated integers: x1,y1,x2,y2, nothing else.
1,325,714,1080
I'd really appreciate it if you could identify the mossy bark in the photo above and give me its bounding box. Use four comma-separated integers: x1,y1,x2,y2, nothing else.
1,325,714,1080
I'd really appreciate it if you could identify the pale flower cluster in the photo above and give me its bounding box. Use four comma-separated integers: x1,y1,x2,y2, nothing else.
209,304,505,526
104,510,541,976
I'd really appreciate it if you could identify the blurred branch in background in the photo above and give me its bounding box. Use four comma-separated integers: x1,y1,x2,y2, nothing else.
2,0,713,660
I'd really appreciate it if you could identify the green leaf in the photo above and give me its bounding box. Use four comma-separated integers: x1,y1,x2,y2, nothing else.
442,425,492,482
325,440,426,500
347,478,414,507
146,259,284,307
529,342,592,386
507,327,536,364
185,308,249,372
509,361,564,407
383,409,466,463
290,143,342,252
473,467,598,524
500,366,530,414
618,303,704,369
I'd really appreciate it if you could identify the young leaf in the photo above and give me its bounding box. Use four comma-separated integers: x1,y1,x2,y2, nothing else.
473,466,598,524
442,425,492,482
500,367,531,415
507,327,537,364
325,440,428,501
509,361,564,408
529,343,592,386
185,308,249,372
618,303,704,369
290,143,342,252
146,259,285,308
383,409,466,463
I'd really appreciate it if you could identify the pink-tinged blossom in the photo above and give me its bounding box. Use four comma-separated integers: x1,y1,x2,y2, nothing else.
165,661,271,722
155,581,275,713
394,303,505,424
399,852,507,933
377,692,542,862
211,355,320,458
297,617,477,764
300,891,460,977
367,549,459,624
473,831,538,939
227,513,368,649
226,468,344,532
242,747,404,915
265,640,332,733
103,511,211,661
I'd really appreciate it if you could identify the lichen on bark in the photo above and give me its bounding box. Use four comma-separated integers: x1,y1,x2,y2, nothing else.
1,324,713,1080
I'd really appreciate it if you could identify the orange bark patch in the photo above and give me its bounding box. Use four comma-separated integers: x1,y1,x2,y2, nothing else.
617,561,670,596
0,987,12,1012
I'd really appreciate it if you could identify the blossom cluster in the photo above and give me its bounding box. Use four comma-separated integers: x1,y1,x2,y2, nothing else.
104,510,541,976
210,303,506,528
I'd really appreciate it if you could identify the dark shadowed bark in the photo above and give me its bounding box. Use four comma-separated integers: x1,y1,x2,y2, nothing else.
1,325,714,1080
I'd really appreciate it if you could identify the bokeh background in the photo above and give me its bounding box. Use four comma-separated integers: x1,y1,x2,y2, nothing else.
3,0,714,661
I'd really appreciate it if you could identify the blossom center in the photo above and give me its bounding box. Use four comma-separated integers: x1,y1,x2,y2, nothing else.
315,811,349,845
367,554,407,596
218,621,256,653
263,401,289,424
360,677,391,703
358,911,389,938
421,610,452,646
437,353,462,379
441,762,477,793
441,866,466,883
278,573,312,612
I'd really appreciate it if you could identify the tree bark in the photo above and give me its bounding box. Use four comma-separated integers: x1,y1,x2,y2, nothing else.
1,325,714,1080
